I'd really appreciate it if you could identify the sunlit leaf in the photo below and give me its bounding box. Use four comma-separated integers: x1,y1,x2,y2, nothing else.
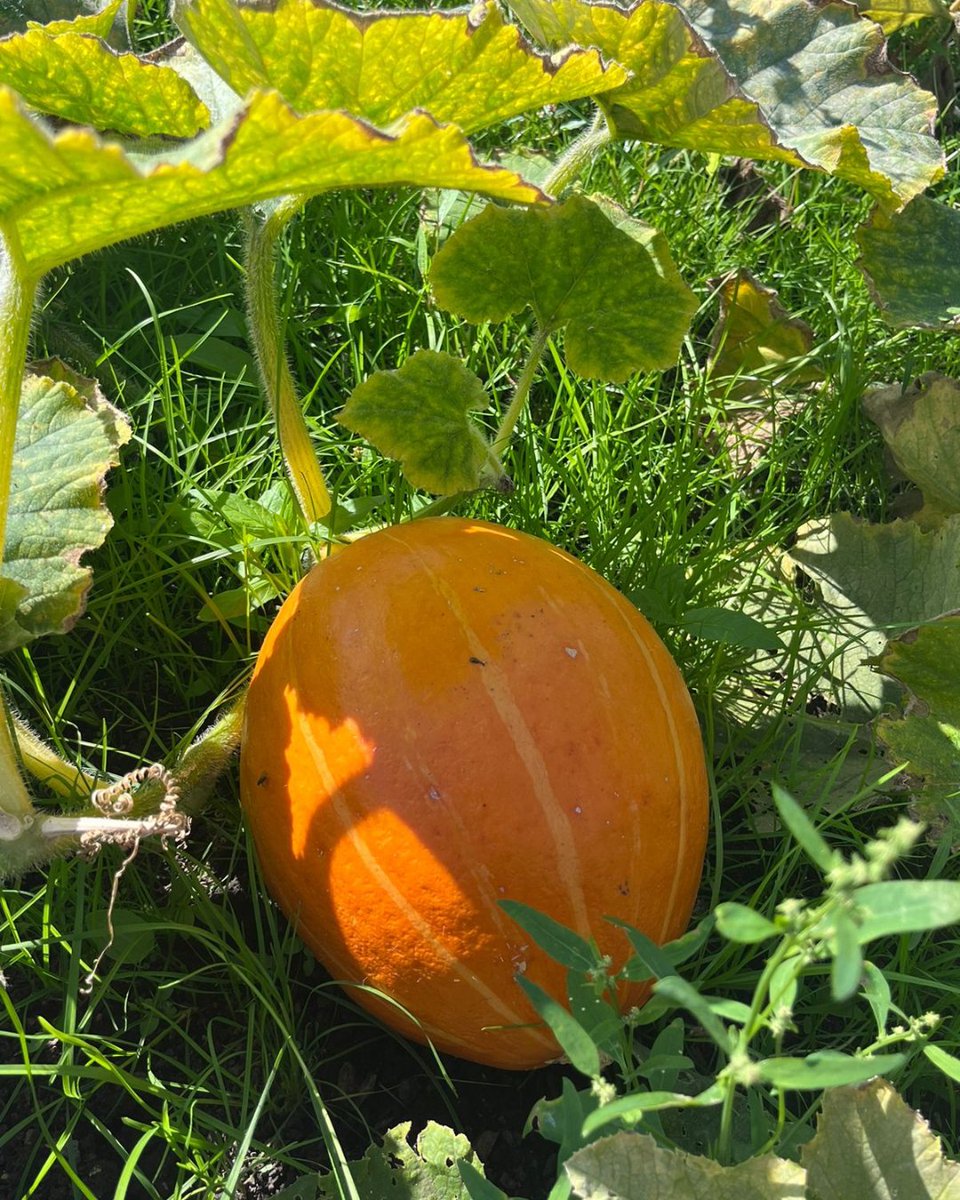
339,350,496,496
515,974,601,1078
429,194,696,381
875,617,960,826
316,1120,483,1199
708,270,823,402
862,374,960,514
830,909,863,1002
858,195,960,329
564,1131,805,1199
0,359,130,654
0,87,545,279
0,0,120,38
853,879,960,942
714,902,779,944
0,30,208,137
509,0,943,208
758,1051,905,1090
802,1078,960,1199
854,0,951,34
173,0,626,134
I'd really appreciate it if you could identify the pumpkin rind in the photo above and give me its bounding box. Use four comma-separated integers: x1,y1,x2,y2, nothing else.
239,517,709,1070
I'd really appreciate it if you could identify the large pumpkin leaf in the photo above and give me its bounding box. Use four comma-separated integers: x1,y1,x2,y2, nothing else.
875,616,960,828
0,87,544,279
0,0,120,38
563,1131,805,1199
857,195,960,329
172,0,627,135
0,359,130,654
790,512,960,719
508,0,943,209
0,29,209,137
802,1078,960,1200
339,350,498,496
429,194,696,382
862,374,960,514
854,0,953,34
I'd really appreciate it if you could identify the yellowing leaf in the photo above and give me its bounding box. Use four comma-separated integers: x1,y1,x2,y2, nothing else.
0,29,209,137
0,87,545,279
510,0,944,209
339,350,496,496
854,0,951,34
429,194,696,382
802,1078,960,1199
709,270,822,402
28,0,125,39
173,0,627,134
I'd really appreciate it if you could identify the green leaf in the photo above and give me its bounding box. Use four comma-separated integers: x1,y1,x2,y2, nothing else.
875,616,960,825
714,902,779,944
860,961,892,1037
707,270,823,403
515,975,601,1078
509,0,943,208
801,1078,960,1199
339,351,496,496
429,194,696,382
500,900,601,974
28,0,125,40
858,195,960,329
863,374,960,515
173,0,627,135
0,87,545,279
924,1043,960,1084
458,1161,510,1200
87,908,155,965
564,1131,805,1199
317,1120,483,1200
581,1086,723,1139
652,976,733,1053
606,918,678,981
0,360,130,654
0,30,208,137
830,910,864,1002
757,1050,905,1090
852,880,960,943
771,783,834,872
679,606,784,651
790,511,960,720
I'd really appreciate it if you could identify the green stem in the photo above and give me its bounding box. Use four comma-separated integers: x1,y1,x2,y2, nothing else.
542,109,613,197
491,324,552,458
11,710,101,799
243,201,331,526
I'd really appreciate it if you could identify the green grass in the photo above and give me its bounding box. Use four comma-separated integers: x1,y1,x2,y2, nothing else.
3,13,960,1198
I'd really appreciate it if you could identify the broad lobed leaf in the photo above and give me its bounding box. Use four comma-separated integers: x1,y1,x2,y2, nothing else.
173,0,627,135
0,360,130,655
429,194,696,382
509,0,944,208
0,29,209,137
0,87,544,278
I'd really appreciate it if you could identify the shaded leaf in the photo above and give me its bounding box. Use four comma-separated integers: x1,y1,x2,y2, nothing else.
339,351,496,496
862,374,960,513
858,195,960,329
509,0,943,208
830,909,864,1002
924,1043,960,1083
790,512,960,719
581,1086,724,1139
0,87,545,278
875,616,960,824
802,1078,960,1199
652,976,733,1052
708,270,822,403
0,360,130,654
317,1120,482,1199
678,606,784,651
429,194,696,382
0,0,118,38
714,902,779,944
853,879,960,943
173,0,627,134
564,1131,805,1199
0,29,209,137
771,782,835,872
500,900,601,974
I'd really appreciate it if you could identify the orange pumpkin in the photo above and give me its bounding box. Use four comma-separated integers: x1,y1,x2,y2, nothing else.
240,517,708,1069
